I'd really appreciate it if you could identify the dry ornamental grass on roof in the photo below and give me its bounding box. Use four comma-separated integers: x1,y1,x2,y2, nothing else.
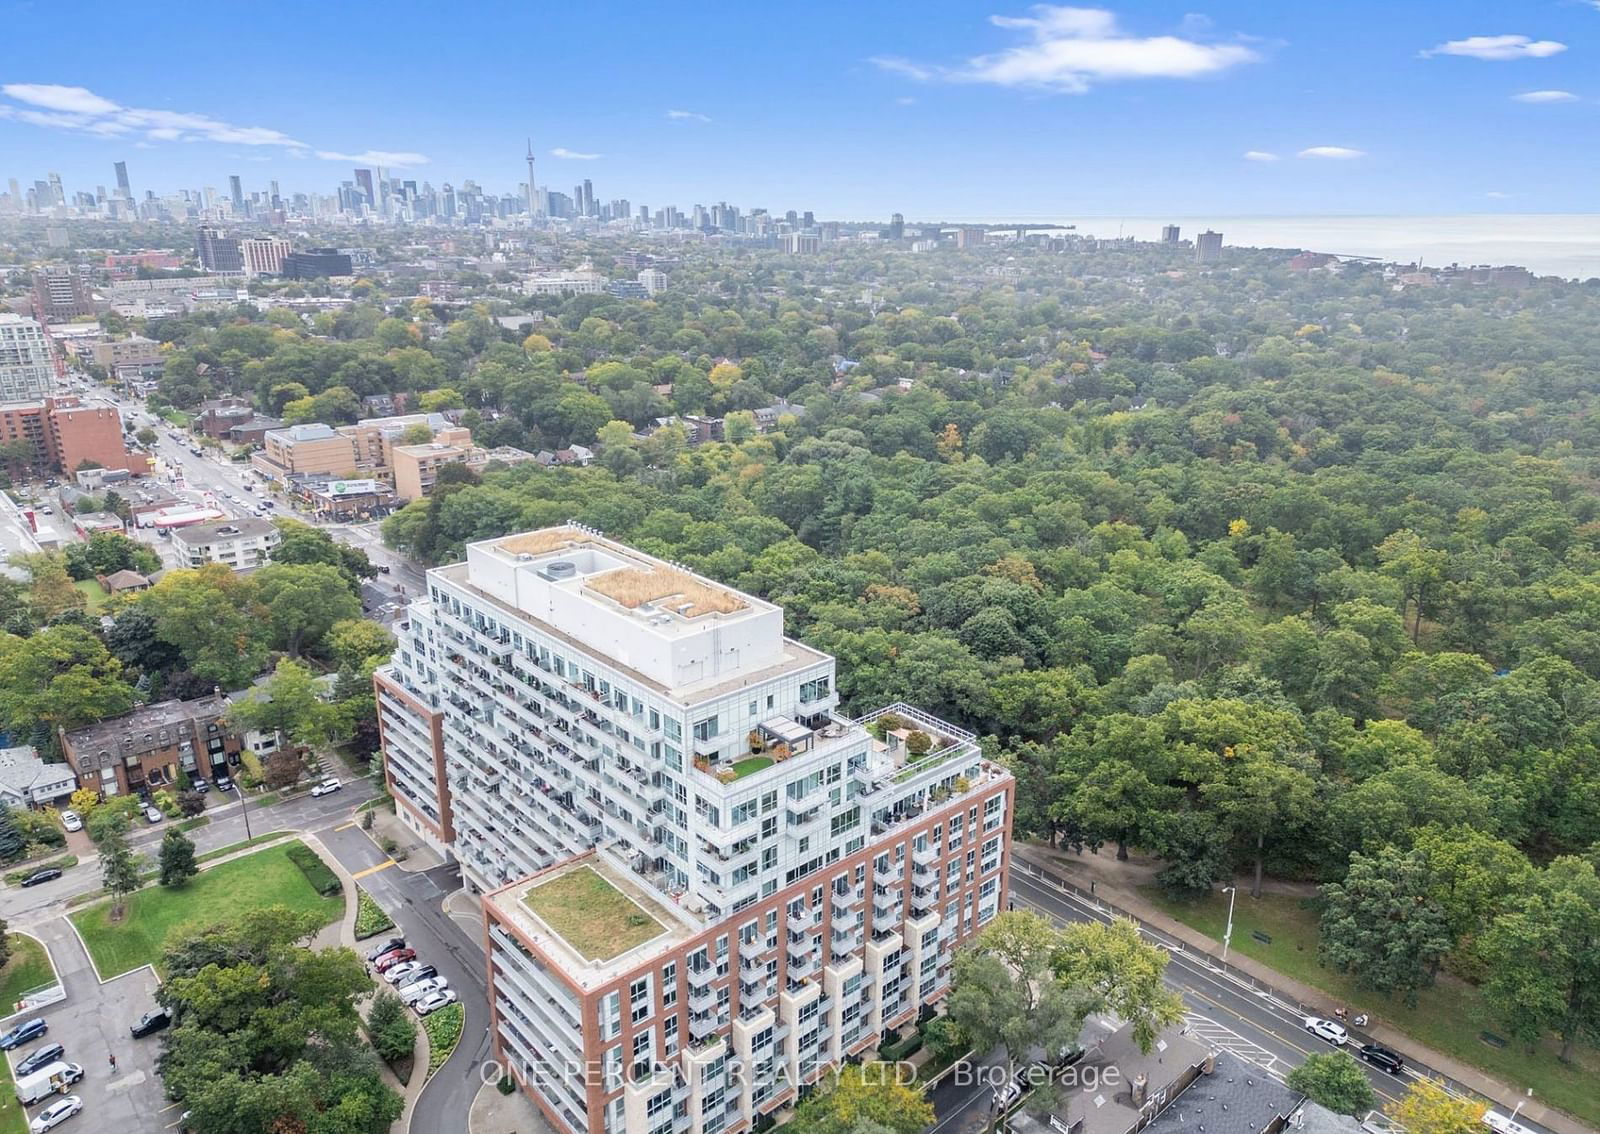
587,566,746,617
495,528,589,556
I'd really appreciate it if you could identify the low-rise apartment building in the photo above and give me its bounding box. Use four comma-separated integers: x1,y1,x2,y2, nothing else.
170,517,281,571
375,526,1013,1134
91,336,163,373
61,691,246,795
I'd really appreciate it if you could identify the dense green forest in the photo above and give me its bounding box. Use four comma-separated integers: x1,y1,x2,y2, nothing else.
22,231,1600,1078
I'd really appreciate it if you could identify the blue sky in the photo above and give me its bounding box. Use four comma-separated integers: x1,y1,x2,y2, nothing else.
1,0,1597,219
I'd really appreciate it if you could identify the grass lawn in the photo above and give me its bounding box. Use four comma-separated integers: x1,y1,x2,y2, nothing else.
195,832,291,865
71,841,343,979
730,756,774,779
1144,887,1600,1126
0,935,54,1011
521,866,666,961
73,579,109,613
0,1055,22,1134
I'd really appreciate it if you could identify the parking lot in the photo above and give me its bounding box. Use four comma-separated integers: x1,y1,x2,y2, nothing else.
10,919,171,1131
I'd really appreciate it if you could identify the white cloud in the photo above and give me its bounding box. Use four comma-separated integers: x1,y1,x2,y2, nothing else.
1422,35,1567,61
895,96,919,105
0,82,427,164
551,147,602,160
314,149,430,167
870,4,1260,93
1511,89,1577,103
1243,150,1279,161
0,83,120,115
1298,146,1365,159
665,109,711,122
1485,191,1512,199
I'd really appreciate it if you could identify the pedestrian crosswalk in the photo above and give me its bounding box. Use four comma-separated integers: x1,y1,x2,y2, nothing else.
1181,1011,1284,1077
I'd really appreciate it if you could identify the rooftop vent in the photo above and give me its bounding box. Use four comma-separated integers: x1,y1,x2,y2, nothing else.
541,560,578,581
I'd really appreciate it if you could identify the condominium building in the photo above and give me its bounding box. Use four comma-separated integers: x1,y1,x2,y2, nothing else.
32,267,96,319
0,397,148,478
0,314,54,402
240,235,293,278
374,526,1013,1134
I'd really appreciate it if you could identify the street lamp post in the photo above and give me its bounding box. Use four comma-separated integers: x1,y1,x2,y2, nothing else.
1221,885,1238,964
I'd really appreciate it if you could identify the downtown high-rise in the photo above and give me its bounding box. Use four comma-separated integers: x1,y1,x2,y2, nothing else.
375,526,1014,1134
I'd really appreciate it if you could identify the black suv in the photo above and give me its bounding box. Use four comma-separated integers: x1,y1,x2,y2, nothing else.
131,1009,171,1038
20,867,62,887
1358,1043,1404,1075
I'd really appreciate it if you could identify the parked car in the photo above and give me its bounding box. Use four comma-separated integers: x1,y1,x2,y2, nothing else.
15,1043,65,1077
20,868,62,887
374,949,417,973
59,811,81,833
376,564,391,573
398,977,447,1006
0,1019,47,1050
190,777,209,794
392,964,438,989
1303,1017,1348,1046
142,805,163,825
310,778,342,797
214,775,233,792
413,989,459,1017
383,961,425,986
28,1095,81,1132
366,937,405,963
130,1009,170,1038
1358,1043,1404,1075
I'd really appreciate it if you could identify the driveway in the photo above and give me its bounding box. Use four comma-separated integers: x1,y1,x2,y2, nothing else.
313,820,490,1134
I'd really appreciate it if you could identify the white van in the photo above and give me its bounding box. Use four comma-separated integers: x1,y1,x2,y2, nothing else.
15,1061,82,1106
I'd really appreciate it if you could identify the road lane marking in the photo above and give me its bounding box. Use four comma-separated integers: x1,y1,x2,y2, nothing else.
351,859,396,879
334,821,357,831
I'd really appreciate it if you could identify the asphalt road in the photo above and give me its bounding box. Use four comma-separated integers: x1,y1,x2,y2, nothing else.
0,776,381,928
982,864,1553,1134
312,821,490,1134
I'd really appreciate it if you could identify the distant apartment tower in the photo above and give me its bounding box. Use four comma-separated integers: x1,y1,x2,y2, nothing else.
228,175,245,215
195,225,244,273
780,232,821,254
1195,230,1224,263
240,235,293,278
113,161,132,200
0,315,55,402
373,526,1014,1134
32,268,96,320
355,168,376,207
955,227,986,249
637,268,668,296
281,248,353,279
1161,224,1181,244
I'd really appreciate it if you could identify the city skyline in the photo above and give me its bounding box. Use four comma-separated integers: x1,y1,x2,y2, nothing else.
0,2,1597,217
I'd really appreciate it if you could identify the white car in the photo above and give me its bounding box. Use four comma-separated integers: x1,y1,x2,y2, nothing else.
1303,1017,1348,1046
414,989,459,1017
398,977,448,1005
310,778,342,797
29,1096,82,1132
383,961,424,986
59,810,82,833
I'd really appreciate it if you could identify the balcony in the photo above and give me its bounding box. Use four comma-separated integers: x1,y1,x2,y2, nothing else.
912,846,938,869
740,938,770,964
688,986,717,1014
689,1013,719,1041
686,965,715,989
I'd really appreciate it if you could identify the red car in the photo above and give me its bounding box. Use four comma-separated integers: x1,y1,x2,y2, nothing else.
374,948,417,973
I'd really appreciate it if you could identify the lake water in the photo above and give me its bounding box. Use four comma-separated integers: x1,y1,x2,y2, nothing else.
976,215,1600,280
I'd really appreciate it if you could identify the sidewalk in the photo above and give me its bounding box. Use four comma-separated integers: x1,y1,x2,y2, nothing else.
1013,843,1592,1134
366,806,445,873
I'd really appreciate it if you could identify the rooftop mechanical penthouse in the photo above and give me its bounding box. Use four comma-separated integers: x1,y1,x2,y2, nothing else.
374,525,1014,1134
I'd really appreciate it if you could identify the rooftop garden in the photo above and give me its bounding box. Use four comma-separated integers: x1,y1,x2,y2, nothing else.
521,865,666,962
